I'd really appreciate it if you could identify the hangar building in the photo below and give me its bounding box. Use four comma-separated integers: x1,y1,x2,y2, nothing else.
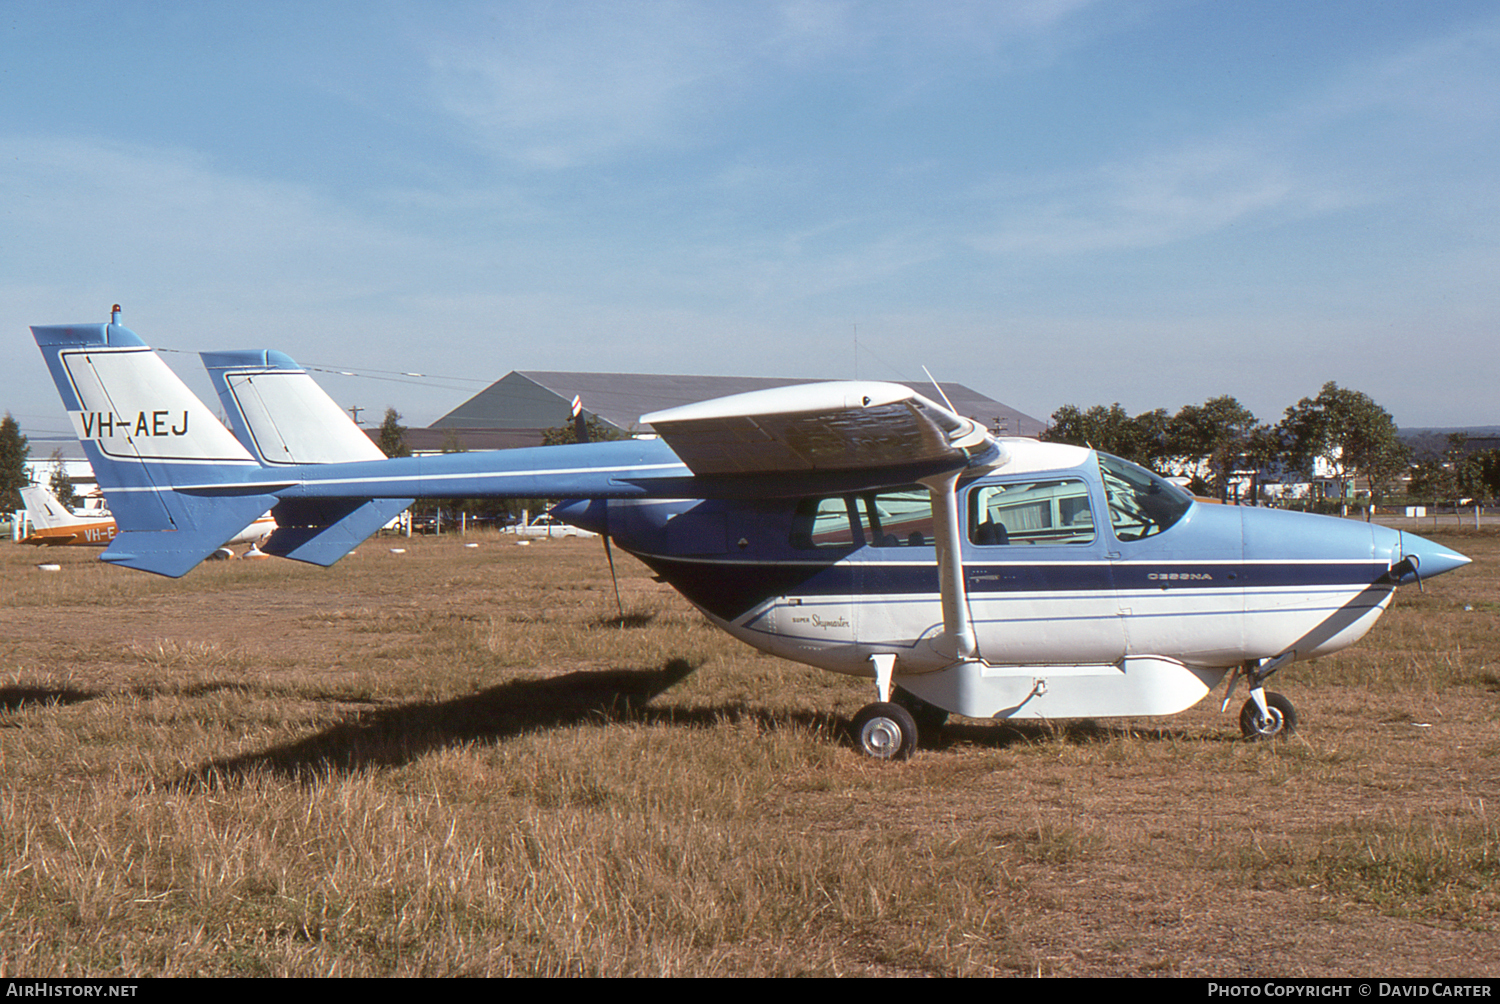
426,371,1044,447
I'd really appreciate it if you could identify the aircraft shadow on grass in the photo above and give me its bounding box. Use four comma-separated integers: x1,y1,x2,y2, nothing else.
169,657,1243,788
0,685,98,714
174,658,737,786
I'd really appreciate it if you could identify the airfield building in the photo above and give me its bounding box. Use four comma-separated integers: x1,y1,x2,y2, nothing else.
422,371,1045,449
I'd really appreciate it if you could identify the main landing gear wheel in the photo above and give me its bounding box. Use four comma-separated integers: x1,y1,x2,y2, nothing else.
852,702,918,760
893,686,948,734
1240,692,1298,740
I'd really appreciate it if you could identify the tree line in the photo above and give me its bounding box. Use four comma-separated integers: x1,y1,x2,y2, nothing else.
1041,382,1500,511
0,414,81,516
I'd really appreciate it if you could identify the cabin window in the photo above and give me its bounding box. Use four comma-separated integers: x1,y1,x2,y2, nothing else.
790,488,934,550
791,496,862,549
1097,453,1193,541
968,479,1095,546
857,489,933,548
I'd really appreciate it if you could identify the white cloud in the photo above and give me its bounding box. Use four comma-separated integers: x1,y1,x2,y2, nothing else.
420,4,745,169
416,0,1112,169
970,136,1347,256
0,137,435,304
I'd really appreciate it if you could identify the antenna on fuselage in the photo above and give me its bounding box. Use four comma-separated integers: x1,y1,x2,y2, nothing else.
921,366,958,414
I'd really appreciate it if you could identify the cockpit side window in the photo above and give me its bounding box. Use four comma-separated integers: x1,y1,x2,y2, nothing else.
1097,453,1193,541
968,479,1095,546
790,488,934,550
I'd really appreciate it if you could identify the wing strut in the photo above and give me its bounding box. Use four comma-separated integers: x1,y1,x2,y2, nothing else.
920,469,977,662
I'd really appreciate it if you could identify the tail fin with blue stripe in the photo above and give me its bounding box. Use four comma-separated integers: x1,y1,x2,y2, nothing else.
201,350,390,466
31,313,283,576
200,349,412,565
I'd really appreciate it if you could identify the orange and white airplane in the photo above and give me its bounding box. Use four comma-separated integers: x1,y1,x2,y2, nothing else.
20,484,274,554
20,485,118,546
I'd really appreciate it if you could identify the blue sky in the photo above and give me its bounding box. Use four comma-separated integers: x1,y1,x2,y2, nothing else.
5,1,1498,445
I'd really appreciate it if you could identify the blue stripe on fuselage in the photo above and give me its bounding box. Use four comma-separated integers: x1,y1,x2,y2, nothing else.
631,552,1394,622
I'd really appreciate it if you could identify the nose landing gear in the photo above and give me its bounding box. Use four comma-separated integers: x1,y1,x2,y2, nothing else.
1240,691,1297,740
851,702,919,760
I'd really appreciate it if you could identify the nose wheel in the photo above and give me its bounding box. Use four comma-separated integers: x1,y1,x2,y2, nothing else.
851,702,919,760
1240,691,1297,740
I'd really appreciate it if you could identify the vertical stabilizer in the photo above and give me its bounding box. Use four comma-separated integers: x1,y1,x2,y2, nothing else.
200,349,412,566
201,350,388,465
31,317,282,575
19,485,84,530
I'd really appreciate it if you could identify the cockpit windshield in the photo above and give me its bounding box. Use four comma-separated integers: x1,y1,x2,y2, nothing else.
1097,453,1193,542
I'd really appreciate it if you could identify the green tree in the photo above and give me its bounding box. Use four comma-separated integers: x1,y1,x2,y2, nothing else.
0,413,30,514
1408,458,1455,505
1129,408,1173,470
1242,423,1288,505
1429,434,1490,508
1471,448,1500,501
1280,382,1408,514
47,449,78,509
1045,398,1267,498
1042,403,1163,465
377,408,410,458
1165,396,1258,499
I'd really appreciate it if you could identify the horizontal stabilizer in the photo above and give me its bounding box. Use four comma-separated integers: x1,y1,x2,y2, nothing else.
101,530,250,578
264,497,414,566
99,490,282,576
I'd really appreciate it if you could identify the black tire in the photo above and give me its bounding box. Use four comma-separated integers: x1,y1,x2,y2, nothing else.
892,686,948,734
1240,692,1297,740
851,702,919,760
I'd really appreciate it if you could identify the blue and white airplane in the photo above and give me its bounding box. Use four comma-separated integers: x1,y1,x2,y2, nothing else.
32,311,1471,759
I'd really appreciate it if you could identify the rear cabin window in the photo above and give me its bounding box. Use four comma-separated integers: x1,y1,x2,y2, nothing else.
968,479,1095,546
790,488,934,550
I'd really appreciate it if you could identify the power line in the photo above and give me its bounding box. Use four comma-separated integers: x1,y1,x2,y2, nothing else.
153,347,490,390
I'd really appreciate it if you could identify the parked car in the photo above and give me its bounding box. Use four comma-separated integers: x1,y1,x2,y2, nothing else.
503,514,596,538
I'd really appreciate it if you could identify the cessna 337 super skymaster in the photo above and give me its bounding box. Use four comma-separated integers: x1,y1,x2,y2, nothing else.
32,311,1470,759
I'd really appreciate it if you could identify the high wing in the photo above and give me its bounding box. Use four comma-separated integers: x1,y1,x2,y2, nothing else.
641,381,1003,478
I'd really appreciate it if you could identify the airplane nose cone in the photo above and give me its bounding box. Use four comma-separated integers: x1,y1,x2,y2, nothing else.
1394,531,1471,583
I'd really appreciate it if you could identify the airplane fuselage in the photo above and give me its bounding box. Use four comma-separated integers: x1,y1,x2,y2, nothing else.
552,439,1437,722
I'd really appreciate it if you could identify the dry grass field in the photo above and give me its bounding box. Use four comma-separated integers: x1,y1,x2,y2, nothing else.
0,527,1495,976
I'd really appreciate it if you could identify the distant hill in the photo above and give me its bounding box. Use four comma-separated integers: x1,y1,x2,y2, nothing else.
1399,427,1500,462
